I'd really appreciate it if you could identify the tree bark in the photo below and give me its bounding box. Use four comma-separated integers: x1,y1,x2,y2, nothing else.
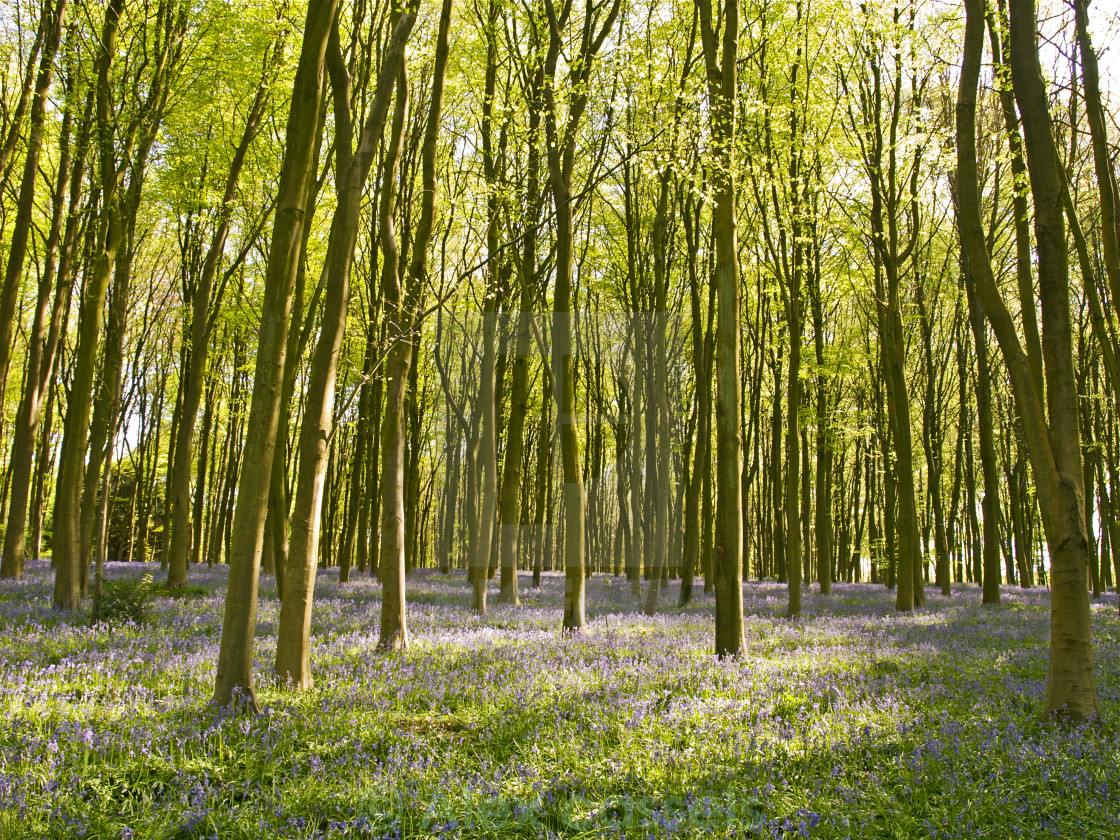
541,0,621,631
474,0,502,613
212,0,337,709
1,72,84,581
380,0,448,643
496,77,545,604
0,0,67,405
957,0,1097,718
51,0,126,612
1072,0,1120,329
696,0,744,655
376,62,412,650
277,6,419,687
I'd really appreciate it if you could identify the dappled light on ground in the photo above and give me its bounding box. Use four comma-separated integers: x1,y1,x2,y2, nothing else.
1,562,1117,838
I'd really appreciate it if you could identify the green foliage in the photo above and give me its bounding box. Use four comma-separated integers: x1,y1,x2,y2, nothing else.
151,580,209,600
95,574,155,626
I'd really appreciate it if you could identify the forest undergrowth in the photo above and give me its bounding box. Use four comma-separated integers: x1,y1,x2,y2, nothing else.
1,561,1117,839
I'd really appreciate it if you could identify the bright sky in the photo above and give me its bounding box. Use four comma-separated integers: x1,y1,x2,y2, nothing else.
1038,0,1120,85
1040,0,1120,130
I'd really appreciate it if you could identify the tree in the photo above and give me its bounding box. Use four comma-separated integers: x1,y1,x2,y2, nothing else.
541,0,622,632
213,0,339,710
695,0,744,655
956,0,1097,719
379,0,447,651
276,1,420,688
1,34,84,581
0,0,67,415
51,0,127,611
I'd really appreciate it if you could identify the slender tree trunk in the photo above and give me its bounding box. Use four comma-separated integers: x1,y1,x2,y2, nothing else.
381,0,447,638
0,0,67,400
277,8,418,687
785,287,802,616
29,382,57,564
404,342,424,574
966,259,1002,604
83,0,182,595
2,76,83,581
167,77,269,587
533,374,553,589
645,167,674,617
82,212,140,594
212,0,337,709
52,0,126,612
770,347,785,584
628,347,644,595
917,287,951,596
680,195,711,606
473,0,503,612
191,382,216,567
377,66,413,651
496,268,538,604
987,1,1044,401
809,237,833,595
958,0,1097,717
696,0,744,655
1072,0,1120,329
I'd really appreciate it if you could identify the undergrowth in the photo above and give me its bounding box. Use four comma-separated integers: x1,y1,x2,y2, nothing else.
0,561,1117,839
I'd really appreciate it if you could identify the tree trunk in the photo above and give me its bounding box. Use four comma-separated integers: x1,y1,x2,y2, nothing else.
376,61,413,651
957,0,1097,718
1,75,84,581
0,0,67,405
785,288,802,616
212,0,337,709
51,0,126,612
966,261,1002,604
541,0,621,631
1072,0,1120,329
644,166,673,617
474,0,502,613
1006,0,1097,717
809,236,832,595
696,0,744,656
680,195,712,606
277,8,418,687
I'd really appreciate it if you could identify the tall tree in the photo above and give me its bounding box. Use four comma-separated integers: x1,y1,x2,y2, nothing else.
473,0,503,614
51,0,127,611
696,0,745,655
0,0,67,405
541,0,622,632
276,2,420,688
166,45,275,588
1,58,86,581
497,7,550,606
956,0,1097,719
1072,0,1120,330
379,0,447,650
212,0,338,709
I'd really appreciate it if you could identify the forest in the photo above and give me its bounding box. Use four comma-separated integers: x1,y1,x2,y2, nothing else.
0,0,1118,836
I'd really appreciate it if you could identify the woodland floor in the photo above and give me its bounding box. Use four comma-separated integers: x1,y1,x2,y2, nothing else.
0,561,1118,839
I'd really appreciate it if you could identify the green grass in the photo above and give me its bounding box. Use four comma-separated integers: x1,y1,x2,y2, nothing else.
0,561,1117,839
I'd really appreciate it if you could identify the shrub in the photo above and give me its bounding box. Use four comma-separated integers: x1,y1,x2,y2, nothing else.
95,574,155,625
151,580,208,599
